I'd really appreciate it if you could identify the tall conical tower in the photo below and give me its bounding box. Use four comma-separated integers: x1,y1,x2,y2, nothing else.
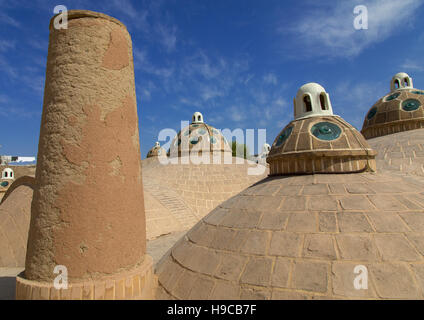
16,10,155,300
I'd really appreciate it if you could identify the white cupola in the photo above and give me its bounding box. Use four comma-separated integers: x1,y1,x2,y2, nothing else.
155,141,160,147
294,83,333,120
1,168,14,180
391,72,413,91
192,112,204,124
262,143,271,154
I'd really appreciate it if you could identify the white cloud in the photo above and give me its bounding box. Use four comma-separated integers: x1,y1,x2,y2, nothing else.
0,54,18,78
244,73,254,85
110,1,177,53
0,96,41,118
283,0,423,58
0,40,15,52
109,0,139,19
199,85,224,101
274,98,287,107
133,48,174,78
21,74,45,95
229,105,247,123
263,73,278,85
331,79,387,129
182,50,227,79
0,11,20,28
155,23,177,52
136,80,157,102
401,58,424,72
179,97,202,108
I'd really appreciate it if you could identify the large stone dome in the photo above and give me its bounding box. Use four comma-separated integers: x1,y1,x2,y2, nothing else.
155,83,424,300
361,72,424,139
156,172,424,300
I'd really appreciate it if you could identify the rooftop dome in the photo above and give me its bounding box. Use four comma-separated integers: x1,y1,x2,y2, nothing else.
156,83,424,300
361,73,424,139
146,141,166,158
0,176,35,267
156,173,424,300
268,83,376,175
368,127,424,177
169,112,232,158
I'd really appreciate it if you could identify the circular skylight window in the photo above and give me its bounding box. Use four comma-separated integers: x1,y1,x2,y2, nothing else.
190,136,199,145
275,126,293,147
367,107,378,120
402,99,421,112
412,90,424,96
385,92,401,101
311,122,341,141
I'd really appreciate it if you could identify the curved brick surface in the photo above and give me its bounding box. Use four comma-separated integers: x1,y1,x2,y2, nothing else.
368,128,424,177
362,89,424,139
144,180,199,240
0,183,34,267
1,176,35,205
142,157,268,225
157,173,424,300
268,116,376,175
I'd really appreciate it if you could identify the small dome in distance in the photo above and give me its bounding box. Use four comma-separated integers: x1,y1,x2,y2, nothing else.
361,72,424,139
146,141,166,158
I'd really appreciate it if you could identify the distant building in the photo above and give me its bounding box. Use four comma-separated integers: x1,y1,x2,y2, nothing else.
0,155,36,165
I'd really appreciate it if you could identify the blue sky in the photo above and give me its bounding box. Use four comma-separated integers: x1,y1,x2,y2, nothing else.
1,0,423,158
